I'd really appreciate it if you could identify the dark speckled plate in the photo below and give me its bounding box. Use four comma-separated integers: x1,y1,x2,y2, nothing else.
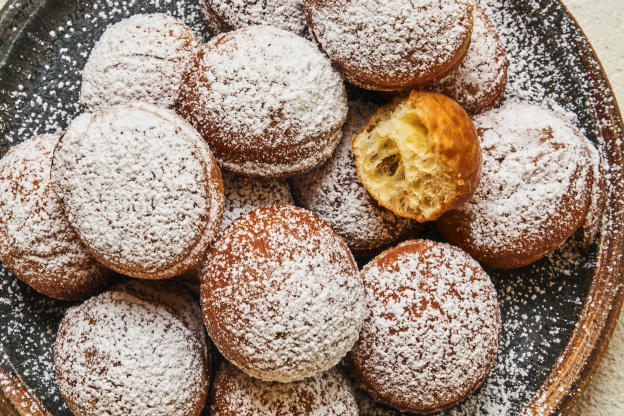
0,1,623,415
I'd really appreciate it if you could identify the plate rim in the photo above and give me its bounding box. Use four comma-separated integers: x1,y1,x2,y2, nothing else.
0,1,623,415
522,5,624,415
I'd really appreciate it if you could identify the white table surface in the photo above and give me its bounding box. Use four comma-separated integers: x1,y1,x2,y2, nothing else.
0,0,622,415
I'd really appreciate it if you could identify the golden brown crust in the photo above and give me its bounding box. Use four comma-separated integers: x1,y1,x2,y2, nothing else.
291,100,423,256
305,0,473,91
345,240,500,413
352,91,481,222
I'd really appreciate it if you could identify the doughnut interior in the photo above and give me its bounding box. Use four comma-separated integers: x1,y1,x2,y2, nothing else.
353,92,481,222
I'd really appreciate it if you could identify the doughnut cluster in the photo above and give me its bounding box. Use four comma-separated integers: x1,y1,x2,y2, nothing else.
0,2,607,415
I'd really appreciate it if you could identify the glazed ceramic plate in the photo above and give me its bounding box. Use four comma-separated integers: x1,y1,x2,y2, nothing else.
0,0,623,415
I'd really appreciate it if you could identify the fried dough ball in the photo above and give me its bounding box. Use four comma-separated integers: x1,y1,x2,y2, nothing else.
345,240,501,414
211,362,358,415
202,206,365,382
0,134,112,300
305,0,473,90
54,289,209,416
425,2,508,114
292,100,420,256
177,26,347,179
352,91,481,223
436,103,599,268
81,14,201,112
51,103,224,279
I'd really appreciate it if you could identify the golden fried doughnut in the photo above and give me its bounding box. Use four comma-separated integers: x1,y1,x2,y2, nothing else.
177,26,347,178
345,240,501,414
110,279,209,362
199,0,307,37
436,103,597,268
54,289,209,416
221,172,294,230
425,2,508,114
202,206,365,382
81,14,201,112
51,103,224,279
292,100,421,256
211,362,358,415
305,0,473,90
0,134,111,300
352,91,481,222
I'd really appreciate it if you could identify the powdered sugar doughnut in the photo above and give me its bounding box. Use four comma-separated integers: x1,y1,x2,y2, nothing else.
54,290,209,416
345,240,501,414
202,206,365,382
222,172,294,230
0,134,112,300
81,14,201,112
292,101,419,256
199,0,307,37
110,280,209,362
51,103,224,280
211,362,358,415
177,25,347,178
425,2,508,114
305,0,473,91
436,103,597,268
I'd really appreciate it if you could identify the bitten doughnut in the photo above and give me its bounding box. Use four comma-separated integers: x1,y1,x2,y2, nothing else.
436,103,598,268
51,103,224,280
222,172,294,230
425,2,508,114
305,0,473,91
292,101,419,256
199,0,307,37
81,14,201,112
202,206,365,382
211,362,358,415
54,289,209,416
345,240,501,414
0,134,112,300
177,25,347,178
352,91,481,223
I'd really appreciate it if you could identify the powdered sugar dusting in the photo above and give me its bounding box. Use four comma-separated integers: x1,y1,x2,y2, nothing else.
177,25,347,177
292,101,415,254
51,104,223,277
54,290,207,416
455,103,592,258
0,134,109,299
200,0,307,36
307,0,472,88
353,238,596,415
426,2,508,114
203,206,365,382
211,362,358,415
110,279,209,361
80,13,201,112
222,172,293,230
347,240,500,412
